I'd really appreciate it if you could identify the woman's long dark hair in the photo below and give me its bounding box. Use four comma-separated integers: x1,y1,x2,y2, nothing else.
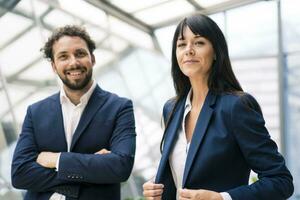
160,14,243,152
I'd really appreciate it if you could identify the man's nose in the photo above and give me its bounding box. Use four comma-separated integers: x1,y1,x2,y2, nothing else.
69,55,79,66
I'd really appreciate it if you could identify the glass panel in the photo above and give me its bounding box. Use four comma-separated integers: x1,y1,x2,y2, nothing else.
209,13,225,35
0,13,31,47
134,0,194,25
58,0,108,27
282,0,300,52
154,25,176,60
118,53,149,99
0,91,9,116
93,49,115,67
109,16,154,49
110,0,168,13
227,1,277,58
102,36,129,53
18,60,55,81
97,70,130,98
85,25,107,44
232,57,280,144
286,53,300,199
195,0,231,8
13,0,49,17
0,28,45,76
43,9,80,27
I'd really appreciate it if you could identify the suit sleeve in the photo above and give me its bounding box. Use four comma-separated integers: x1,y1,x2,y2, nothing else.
227,94,294,200
11,107,79,198
57,99,136,184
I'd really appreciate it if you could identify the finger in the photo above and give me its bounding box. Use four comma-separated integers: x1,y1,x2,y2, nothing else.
179,197,190,200
179,189,191,198
145,197,162,200
143,182,164,190
143,188,163,197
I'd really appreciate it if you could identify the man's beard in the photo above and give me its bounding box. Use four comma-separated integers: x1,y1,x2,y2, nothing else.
58,66,93,90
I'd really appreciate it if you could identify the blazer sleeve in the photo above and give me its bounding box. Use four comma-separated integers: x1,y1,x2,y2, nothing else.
57,99,136,184
227,94,294,200
11,106,80,198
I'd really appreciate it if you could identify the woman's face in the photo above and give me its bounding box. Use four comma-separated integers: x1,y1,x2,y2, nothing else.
176,26,214,81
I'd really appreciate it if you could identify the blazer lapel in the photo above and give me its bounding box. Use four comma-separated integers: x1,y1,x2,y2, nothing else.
182,91,217,186
155,97,185,184
70,86,108,151
50,93,68,151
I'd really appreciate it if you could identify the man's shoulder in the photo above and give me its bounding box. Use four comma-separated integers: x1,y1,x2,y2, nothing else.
29,92,59,110
98,87,132,105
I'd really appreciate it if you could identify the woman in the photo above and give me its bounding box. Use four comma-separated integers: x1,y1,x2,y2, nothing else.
143,14,293,200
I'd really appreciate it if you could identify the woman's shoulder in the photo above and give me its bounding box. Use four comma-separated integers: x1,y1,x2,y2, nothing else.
162,97,177,117
219,91,262,114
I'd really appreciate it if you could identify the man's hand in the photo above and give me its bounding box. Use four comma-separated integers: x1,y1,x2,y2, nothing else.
36,152,60,169
95,148,111,155
179,189,223,200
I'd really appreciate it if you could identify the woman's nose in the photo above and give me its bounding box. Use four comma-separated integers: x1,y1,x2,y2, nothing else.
185,45,195,56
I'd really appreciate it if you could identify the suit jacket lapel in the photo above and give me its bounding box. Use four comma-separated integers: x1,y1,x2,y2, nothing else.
50,93,68,151
182,91,217,186
155,97,185,184
70,86,108,151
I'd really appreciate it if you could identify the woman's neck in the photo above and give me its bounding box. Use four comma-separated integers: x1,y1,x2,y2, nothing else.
189,77,209,108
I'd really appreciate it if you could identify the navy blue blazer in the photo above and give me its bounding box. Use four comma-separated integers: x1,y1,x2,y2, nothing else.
11,85,136,200
155,91,293,200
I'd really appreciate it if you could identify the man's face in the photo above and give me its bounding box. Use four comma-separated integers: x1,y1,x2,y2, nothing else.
51,36,95,91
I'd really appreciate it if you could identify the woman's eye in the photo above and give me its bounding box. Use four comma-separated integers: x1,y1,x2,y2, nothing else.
177,43,186,47
195,41,205,46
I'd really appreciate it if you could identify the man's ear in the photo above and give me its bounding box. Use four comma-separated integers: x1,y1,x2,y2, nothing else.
51,62,57,73
91,54,96,65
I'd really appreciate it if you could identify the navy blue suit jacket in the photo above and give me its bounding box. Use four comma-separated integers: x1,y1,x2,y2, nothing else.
155,91,293,200
11,85,136,200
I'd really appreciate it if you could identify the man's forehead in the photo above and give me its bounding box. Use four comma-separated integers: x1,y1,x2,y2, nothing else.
53,36,88,52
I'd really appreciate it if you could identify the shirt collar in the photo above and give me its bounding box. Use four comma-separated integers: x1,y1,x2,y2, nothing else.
60,80,97,106
184,89,192,110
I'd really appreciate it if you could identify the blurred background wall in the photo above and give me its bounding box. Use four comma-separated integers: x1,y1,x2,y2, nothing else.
0,0,299,199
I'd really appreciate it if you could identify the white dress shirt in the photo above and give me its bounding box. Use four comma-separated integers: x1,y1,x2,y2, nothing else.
168,90,232,200
50,80,96,200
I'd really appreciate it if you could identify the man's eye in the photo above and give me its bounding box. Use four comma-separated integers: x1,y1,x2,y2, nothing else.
77,51,87,57
58,55,67,60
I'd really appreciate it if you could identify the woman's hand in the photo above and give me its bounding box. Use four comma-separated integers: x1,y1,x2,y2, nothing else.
179,189,222,200
143,181,164,200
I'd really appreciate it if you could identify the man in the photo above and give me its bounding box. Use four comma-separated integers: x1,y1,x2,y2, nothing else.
11,25,136,200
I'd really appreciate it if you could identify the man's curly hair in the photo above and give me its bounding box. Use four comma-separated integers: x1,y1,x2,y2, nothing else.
41,25,96,62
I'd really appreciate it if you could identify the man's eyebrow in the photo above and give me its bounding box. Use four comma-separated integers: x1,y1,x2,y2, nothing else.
55,51,68,56
75,48,89,52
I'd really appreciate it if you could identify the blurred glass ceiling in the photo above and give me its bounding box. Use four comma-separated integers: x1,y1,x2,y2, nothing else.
0,0,260,85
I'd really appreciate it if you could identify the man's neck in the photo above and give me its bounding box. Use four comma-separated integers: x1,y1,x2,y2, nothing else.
63,80,93,105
